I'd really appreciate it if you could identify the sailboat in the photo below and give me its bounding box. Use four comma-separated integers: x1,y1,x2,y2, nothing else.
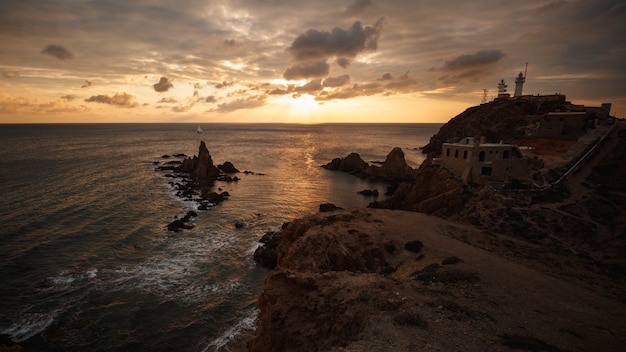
197,125,203,134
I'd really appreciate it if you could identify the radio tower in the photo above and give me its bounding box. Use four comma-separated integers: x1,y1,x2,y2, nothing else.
514,62,528,97
481,89,488,104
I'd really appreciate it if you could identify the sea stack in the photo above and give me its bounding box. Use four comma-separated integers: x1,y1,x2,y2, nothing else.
179,141,220,180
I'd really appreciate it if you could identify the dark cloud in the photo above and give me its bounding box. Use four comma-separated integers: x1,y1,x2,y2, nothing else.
81,80,92,88
205,95,217,103
215,95,267,113
335,57,351,68
323,74,351,87
41,44,73,60
85,93,138,107
153,77,174,92
224,39,240,50
316,82,384,101
439,49,505,71
287,18,384,62
344,0,375,17
283,61,330,80
60,94,79,101
296,79,323,92
215,81,235,89
158,97,178,103
379,72,393,80
268,87,291,95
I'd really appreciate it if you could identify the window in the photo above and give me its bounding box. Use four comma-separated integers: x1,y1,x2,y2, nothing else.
454,150,459,158
463,150,468,159
503,150,509,159
446,148,450,157
479,151,485,162
481,167,492,176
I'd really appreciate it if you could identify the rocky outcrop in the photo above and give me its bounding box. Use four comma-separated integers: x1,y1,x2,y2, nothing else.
371,164,466,217
421,99,571,155
321,152,368,175
218,161,240,174
155,141,242,231
365,147,417,181
179,141,220,180
322,147,417,181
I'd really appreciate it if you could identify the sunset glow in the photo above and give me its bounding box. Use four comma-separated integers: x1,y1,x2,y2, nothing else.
0,1,624,123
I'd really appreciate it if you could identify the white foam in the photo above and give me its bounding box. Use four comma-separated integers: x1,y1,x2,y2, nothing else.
43,268,98,291
201,307,258,352
1,312,57,342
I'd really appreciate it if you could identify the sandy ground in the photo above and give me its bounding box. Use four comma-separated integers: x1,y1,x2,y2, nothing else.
243,206,625,352
329,208,626,352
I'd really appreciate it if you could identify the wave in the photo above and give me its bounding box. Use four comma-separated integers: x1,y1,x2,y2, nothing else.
1,311,58,342
201,305,258,352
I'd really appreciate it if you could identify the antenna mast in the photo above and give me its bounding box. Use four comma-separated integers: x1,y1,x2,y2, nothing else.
481,89,488,104
524,62,528,78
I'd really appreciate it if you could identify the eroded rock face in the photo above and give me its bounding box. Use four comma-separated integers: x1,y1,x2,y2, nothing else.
366,147,417,181
179,141,220,180
249,210,400,352
322,148,417,181
321,152,369,174
372,164,466,217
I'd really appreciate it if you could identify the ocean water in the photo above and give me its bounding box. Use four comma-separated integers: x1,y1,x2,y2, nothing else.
0,123,441,351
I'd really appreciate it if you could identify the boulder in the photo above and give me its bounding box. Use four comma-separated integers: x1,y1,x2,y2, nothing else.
319,203,343,212
219,161,240,174
366,147,417,181
321,153,368,174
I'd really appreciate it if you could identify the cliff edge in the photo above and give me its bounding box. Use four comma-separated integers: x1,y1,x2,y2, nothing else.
248,208,626,351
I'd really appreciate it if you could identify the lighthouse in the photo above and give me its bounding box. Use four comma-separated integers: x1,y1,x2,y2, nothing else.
497,79,509,99
514,63,528,97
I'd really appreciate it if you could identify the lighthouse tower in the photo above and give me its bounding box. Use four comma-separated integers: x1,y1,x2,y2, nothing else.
514,63,528,97
497,79,509,99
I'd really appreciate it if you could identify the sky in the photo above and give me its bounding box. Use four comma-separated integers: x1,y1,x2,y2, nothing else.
0,0,625,123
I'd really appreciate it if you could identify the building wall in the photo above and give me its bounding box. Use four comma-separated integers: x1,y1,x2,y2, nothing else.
534,112,586,137
441,142,531,185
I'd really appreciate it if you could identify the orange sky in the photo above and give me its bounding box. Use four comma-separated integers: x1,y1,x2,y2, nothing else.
1,0,624,123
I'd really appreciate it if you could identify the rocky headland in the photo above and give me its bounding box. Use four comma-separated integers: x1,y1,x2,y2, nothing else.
248,99,626,351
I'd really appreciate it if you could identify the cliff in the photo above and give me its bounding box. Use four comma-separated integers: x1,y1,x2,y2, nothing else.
248,208,626,351
247,104,626,351
421,99,571,154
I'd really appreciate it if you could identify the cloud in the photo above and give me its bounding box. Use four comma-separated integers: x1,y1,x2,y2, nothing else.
81,80,92,88
41,44,73,60
158,97,178,103
153,77,174,92
296,79,323,92
283,61,330,80
1,71,20,79
323,74,351,87
335,57,351,68
0,93,87,114
85,93,138,107
438,49,505,71
214,95,267,113
205,95,217,103
343,0,375,17
287,18,384,62
60,94,79,101
223,38,240,50
215,81,235,89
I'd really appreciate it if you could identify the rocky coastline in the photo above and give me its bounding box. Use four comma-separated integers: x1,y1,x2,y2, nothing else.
247,102,626,351
154,141,251,232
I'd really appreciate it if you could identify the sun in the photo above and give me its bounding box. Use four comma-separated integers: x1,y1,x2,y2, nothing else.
289,94,319,117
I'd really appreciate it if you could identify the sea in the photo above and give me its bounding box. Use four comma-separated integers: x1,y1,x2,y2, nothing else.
0,123,441,351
